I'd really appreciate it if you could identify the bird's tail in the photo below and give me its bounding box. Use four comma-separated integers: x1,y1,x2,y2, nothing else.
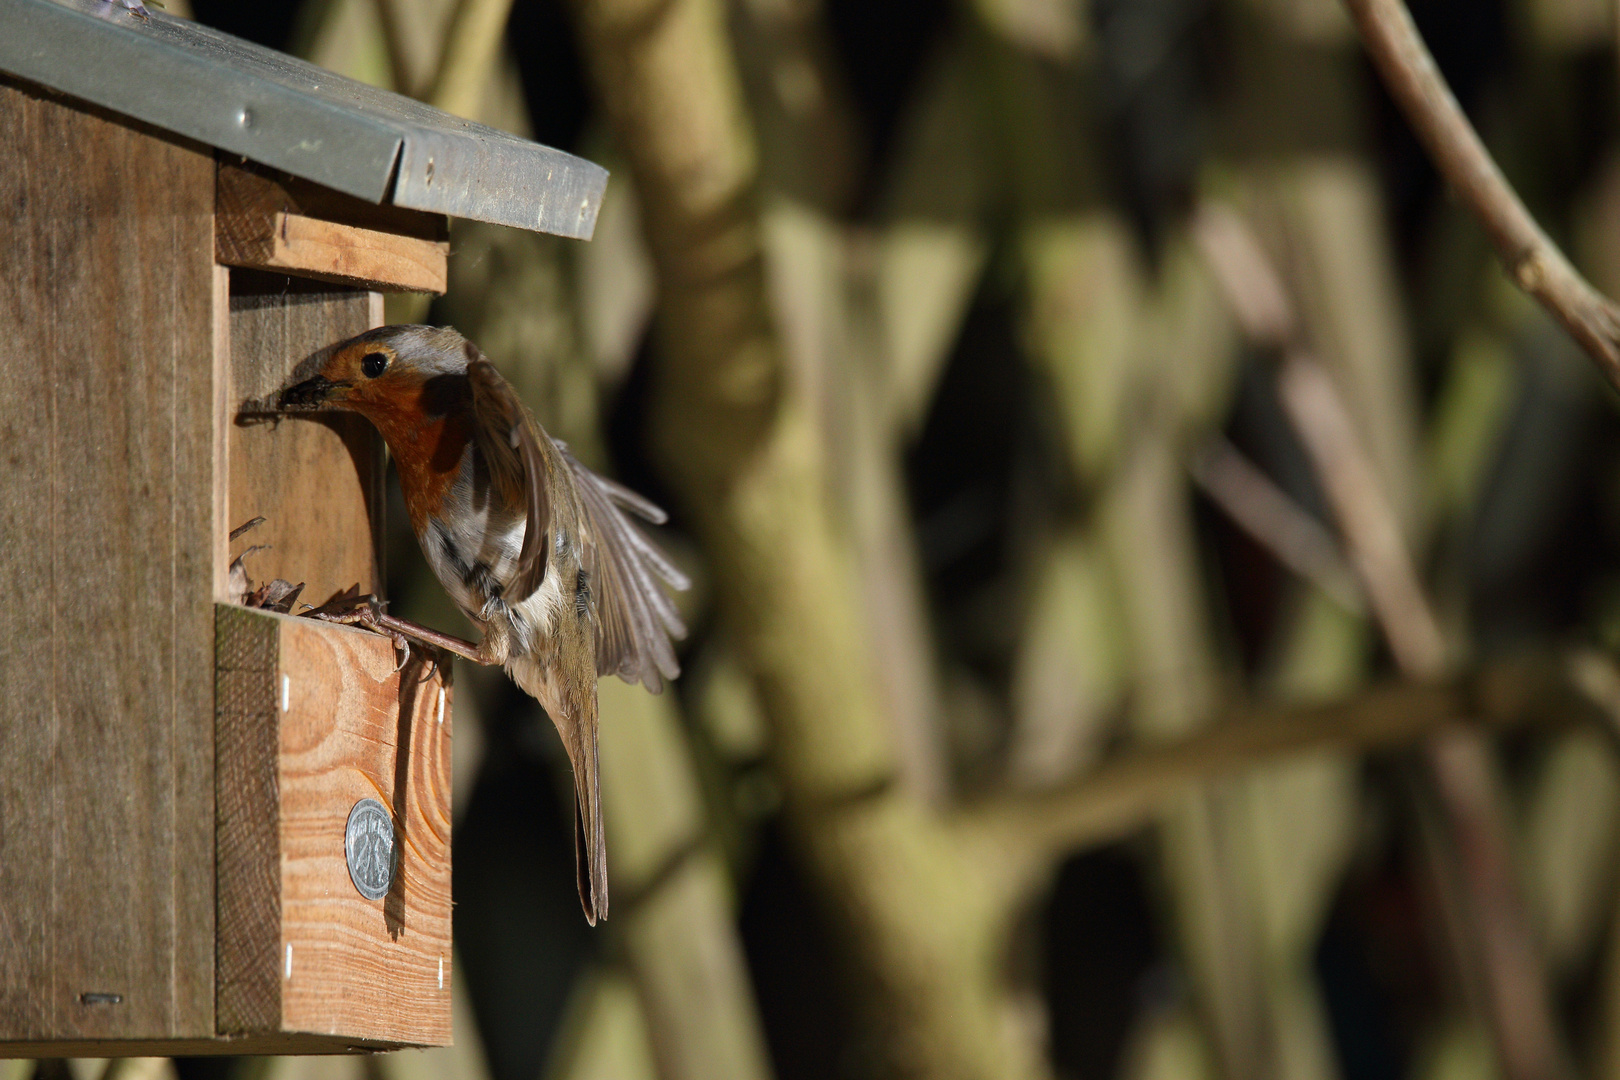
571,710,608,925
509,655,608,925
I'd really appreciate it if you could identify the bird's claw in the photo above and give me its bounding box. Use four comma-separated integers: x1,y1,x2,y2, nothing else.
390,633,411,673
418,655,441,684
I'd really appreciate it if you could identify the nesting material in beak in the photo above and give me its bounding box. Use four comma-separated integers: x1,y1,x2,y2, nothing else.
277,374,348,411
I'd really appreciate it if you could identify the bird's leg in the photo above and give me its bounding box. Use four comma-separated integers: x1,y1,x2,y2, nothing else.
309,594,493,666
373,611,491,665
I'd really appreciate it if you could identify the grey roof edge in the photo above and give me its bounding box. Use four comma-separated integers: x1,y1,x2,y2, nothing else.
4,0,607,239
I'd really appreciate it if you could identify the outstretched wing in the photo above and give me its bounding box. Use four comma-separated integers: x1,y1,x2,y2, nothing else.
466,351,550,603
564,446,690,693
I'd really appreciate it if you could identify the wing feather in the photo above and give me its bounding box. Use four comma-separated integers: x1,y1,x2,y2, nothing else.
466,345,685,688
466,353,550,603
563,446,688,692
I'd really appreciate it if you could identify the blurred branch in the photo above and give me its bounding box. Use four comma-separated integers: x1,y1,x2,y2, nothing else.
423,0,514,116
1193,203,1444,673
1189,436,1364,614
1340,0,1620,392
965,654,1592,900
565,0,1047,1076
371,0,514,115
1196,200,1576,1080
730,0,864,210
761,206,950,802
371,0,417,96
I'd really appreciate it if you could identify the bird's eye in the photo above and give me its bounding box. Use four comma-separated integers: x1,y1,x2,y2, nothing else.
360,351,389,378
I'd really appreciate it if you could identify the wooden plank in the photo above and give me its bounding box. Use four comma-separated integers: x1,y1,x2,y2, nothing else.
216,162,449,294
214,606,281,1035
212,264,232,602
277,613,454,1044
0,1033,423,1057
218,161,451,243
227,270,384,609
0,78,216,1040
213,607,453,1046
0,79,58,1044
220,211,449,295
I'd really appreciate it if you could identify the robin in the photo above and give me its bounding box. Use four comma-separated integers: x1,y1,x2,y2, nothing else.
278,325,688,925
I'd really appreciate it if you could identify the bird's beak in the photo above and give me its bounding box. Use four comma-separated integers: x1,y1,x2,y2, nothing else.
278,375,350,411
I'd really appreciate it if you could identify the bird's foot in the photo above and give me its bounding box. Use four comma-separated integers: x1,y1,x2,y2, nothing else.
308,593,491,670
308,594,412,671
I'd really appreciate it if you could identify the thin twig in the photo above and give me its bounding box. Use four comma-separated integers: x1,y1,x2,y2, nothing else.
1189,436,1364,614
1276,355,1447,673
1193,203,1442,669
1341,0,1620,391
1190,203,1296,348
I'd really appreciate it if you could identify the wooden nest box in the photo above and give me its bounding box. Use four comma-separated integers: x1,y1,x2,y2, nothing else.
0,0,607,1056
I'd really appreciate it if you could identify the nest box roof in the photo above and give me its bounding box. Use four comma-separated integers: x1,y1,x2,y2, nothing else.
2,0,608,239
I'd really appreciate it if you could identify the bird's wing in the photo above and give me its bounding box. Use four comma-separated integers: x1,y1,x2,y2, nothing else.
563,446,690,693
466,354,551,603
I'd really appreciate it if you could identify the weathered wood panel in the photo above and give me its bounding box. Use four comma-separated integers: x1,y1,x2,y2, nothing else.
217,164,449,294
227,269,384,608
214,606,282,1035
0,1033,418,1057
214,607,454,1045
0,78,217,1040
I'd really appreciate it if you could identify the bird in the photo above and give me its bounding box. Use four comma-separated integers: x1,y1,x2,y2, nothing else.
277,325,689,925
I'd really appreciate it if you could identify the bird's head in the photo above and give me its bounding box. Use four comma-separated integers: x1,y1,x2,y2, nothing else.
277,325,473,424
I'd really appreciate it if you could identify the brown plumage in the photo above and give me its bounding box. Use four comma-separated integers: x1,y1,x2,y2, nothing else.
279,324,688,924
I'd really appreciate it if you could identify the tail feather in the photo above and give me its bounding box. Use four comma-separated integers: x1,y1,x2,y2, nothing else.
570,720,608,925
509,654,608,925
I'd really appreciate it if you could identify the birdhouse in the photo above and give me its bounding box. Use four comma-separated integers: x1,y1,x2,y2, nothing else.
0,0,606,1055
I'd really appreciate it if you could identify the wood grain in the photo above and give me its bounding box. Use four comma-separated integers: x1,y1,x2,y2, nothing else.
214,606,281,1035
216,163,449,294
214,607,454,1046
280,613,454,1043
227,270,384,608
0,78,217,1040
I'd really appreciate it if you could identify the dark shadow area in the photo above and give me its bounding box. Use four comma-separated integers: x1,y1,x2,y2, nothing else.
739,817,861,1080
1316,765,1446,1080
1042,845,1162,1080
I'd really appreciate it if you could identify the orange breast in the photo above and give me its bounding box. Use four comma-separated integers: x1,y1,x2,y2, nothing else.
363,395,476,538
